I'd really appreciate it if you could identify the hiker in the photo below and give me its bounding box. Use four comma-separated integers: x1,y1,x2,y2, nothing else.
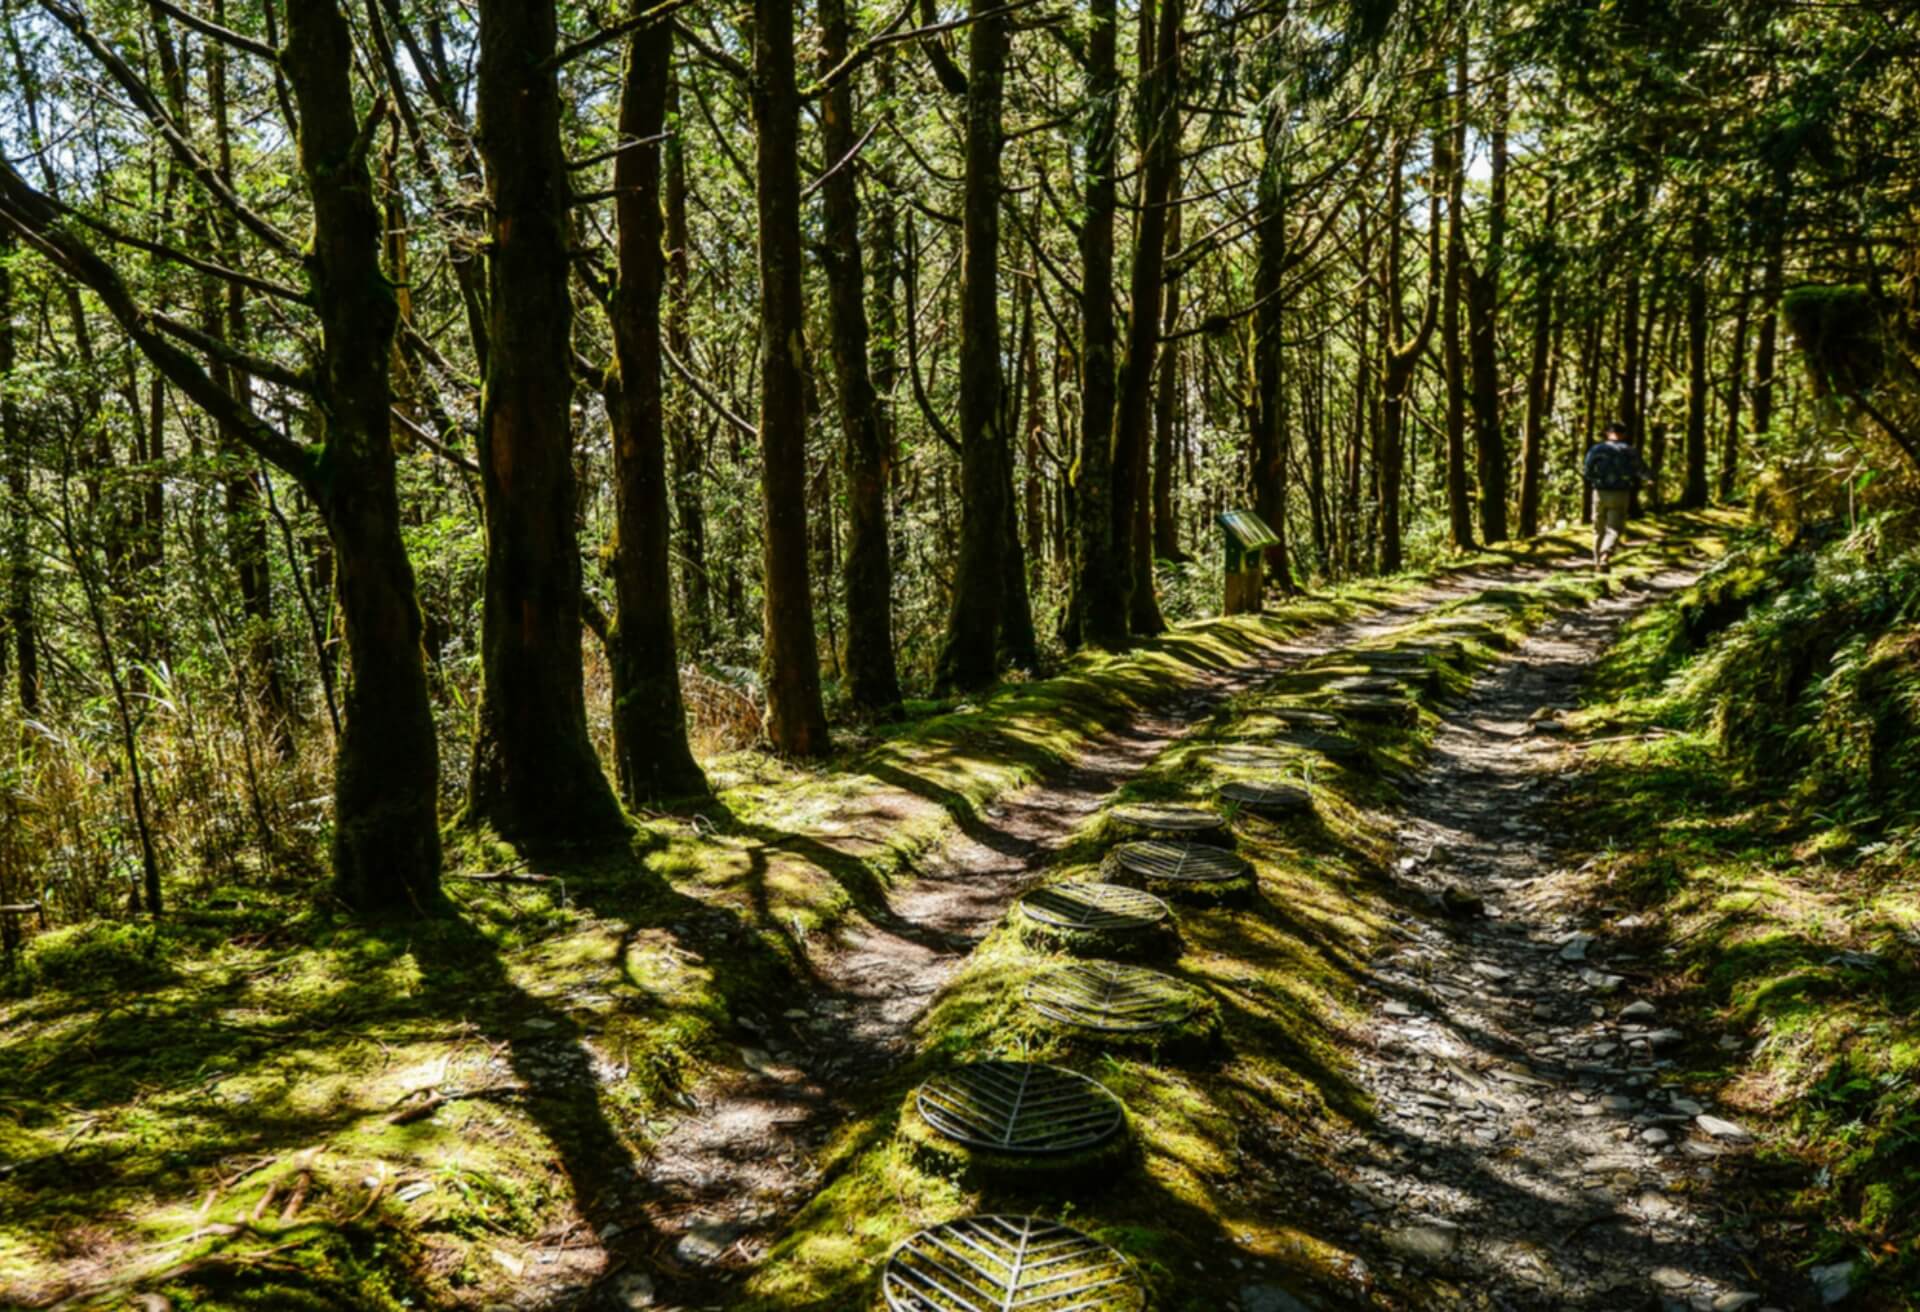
1582,421,1653,573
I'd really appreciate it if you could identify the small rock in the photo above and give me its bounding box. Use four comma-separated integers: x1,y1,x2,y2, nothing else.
1695,1114,1752,1142
1440,886,1486,918
1559,933,1594,962
1385,1217,1461,1263
674,1219,743,1267
1670,1098,1705,1116
1652,1266,1694,1291
1646,1029,1686,1049
1810,1261,1855,1305
1712,1294,1761,1312
1641,1127,1671,1146
1621,1001,1658,1021
1239,1286,1317,1312
609,1271,656,1309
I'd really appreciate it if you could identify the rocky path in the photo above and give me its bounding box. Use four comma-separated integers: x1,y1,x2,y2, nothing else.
620,567,1564,1309
1336,570,1806,1311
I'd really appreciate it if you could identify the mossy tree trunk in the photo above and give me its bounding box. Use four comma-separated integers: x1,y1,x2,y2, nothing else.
604,14,708,805
752,0,831,753
935,0,1010,691
465,0,627,842
819,0,904,717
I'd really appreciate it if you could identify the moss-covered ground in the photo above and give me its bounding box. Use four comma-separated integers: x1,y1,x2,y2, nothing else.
735,513,1734,1311
1557,520,1920,1307
0,514,1730,1310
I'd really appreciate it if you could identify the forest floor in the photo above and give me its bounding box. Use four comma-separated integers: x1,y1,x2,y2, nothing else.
12,511,1851,1312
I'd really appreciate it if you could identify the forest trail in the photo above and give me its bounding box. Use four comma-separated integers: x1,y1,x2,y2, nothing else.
1330,567,1797,1311
629,562,1580,1305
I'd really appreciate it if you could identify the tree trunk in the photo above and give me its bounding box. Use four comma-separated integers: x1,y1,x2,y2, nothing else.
1250,81,1296,595
1681,204,1711,509
1721,261,1754,502
1517,191,1556,538
1751,182,1788,446
664,67,711,650
1463,50,1509,543
1152,164,1185,562
283,0,443,911
604,14,708,804
1113,0,1181,633
752,0,831,752
1066,0,1125,649
1441,39,1475,553
1378,131,1438,574
935,0,1010,689
0,230,37,713
466,0,627,840
819,0,903,715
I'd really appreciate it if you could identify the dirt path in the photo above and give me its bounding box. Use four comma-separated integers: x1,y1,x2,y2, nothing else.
1331,568,1804,1311
617,566,1565,1309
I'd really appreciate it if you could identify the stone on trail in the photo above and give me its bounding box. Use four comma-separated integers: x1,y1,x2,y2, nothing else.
608,1271,656,1308
1621,1000,1658,1021
1385,1217,1461,1263
1695,1114,1752,1142
673,1218,743,1266
1712,1294,1761,1312
1810,1260,1856,1305
1239,1285,1319,1312
1558,933,1593,962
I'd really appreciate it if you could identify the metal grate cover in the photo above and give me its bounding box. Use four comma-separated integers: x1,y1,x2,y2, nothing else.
915,1061,1126,1155
1108,840,1249,885
882,1214,1146,1312
1217,780,1312,817
1025,962,1198,1032
1108,801,1224,834
1020,882,1169,933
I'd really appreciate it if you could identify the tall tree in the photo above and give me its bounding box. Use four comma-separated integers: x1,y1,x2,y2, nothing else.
752,0,831,752
1379,129,1442,573
0,228,36,713
1440,33,1475,552
1463,32,1510,542
1111,0,1182,634
1681,203,1712,509
2,0,444,911
603,12,708,803
1066,0,1126,650
819,0,904,715
466,0,628,841
1249,70,1297,595
1517,190,1557,538
935,0,1011,689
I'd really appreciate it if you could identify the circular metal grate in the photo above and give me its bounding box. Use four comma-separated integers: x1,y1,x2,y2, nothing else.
1108,801,1224,835
915,1061,1126,1155
1217,780,1312,817
1108,839,1249,885
1025,961,1199,1032
882,1214,1146,1312
1020,882,1169,933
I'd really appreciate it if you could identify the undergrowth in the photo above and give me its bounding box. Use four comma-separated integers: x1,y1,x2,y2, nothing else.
1571,514,1920,1306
